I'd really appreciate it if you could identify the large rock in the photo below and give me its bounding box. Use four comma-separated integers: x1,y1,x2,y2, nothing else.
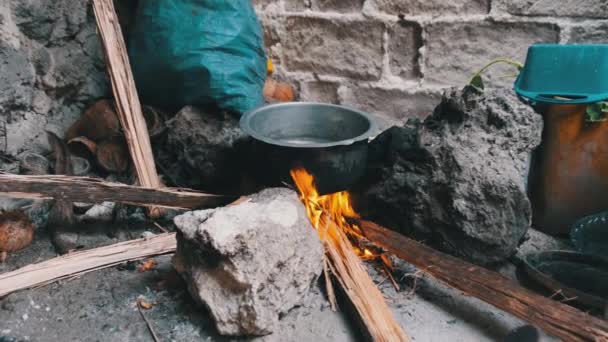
153,106,250,192
358,87,543,265
173,188,324,336
1,0,109,155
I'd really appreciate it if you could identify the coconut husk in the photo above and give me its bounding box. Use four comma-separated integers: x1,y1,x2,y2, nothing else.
0,210,34,252
67,136,98,160
96,137,129,173
19,152,50,175
65,99,121,142
142,106,166,139
70,156,91,176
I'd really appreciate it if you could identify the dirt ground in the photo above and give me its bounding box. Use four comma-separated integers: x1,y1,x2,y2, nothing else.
0,222,565,342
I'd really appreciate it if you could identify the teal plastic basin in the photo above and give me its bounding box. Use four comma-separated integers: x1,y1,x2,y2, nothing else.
514,44,608,104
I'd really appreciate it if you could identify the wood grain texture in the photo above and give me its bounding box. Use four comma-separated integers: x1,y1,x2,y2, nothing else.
92,0,162,215
0,233,177,298
0,174,230,209
357,219,608,342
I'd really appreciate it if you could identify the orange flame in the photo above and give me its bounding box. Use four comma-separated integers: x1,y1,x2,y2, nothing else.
290,168,374,259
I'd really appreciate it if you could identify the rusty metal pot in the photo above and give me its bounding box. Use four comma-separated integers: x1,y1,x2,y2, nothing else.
528,104,608,235
240,102,377,195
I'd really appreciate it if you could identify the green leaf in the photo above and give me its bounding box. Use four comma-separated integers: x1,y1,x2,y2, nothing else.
586,102,608,122
470,74,484,91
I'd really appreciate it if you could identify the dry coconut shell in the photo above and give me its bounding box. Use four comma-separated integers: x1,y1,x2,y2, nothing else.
263,79,295,102
96,137,129,173
0,210,34,252
19,152,50,175
65,99,121,142
142,105,166,139
67,136,98,159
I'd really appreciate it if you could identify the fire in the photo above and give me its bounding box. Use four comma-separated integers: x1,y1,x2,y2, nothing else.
291,168,409,341
290,168,376,260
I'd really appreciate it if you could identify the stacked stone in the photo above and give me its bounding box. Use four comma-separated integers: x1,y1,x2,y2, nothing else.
254,0,607,129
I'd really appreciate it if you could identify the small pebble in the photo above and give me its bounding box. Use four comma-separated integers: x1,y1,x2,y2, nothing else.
22,313,28,321
140,231,155,239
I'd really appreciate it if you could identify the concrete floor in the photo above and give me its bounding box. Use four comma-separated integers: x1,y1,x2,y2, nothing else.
0,224,566,342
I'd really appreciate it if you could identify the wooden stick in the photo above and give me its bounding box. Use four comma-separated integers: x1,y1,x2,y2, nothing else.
92,0,162,216
0,233,177,298
138,299,161,342
291,169,408,341
357,219,608,342
321,216,409,341
0,174,229,209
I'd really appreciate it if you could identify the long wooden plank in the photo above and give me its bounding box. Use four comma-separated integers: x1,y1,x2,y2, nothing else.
0,174,229,209
0,233,177,298
357,219,608,342
92,0,162,216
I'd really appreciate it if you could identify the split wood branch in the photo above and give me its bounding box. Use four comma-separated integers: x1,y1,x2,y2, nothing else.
92,0,162,216
320,215,409,341
357,219,608,342
0,233,177,298
0,174,230,210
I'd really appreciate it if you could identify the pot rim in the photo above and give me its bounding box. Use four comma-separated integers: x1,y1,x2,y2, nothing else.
240,102,377,148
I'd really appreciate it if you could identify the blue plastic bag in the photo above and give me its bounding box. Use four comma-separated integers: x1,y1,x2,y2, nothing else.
128,0,266,115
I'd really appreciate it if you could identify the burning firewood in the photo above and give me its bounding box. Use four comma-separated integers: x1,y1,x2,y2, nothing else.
291,169,409,341
357,219,608,342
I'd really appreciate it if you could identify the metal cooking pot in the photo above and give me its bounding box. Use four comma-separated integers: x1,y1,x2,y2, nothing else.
240,102,377,195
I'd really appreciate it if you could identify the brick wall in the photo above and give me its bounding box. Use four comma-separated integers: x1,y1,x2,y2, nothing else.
254,0,608,129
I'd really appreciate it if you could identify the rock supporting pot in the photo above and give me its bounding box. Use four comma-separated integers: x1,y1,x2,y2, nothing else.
359,86,543,265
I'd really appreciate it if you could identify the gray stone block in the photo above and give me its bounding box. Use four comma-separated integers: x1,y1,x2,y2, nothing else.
285,0,309,11
568,24,608,43
424,21,558,87
283,17,384,80
311,0,365,12
388,22,422,79
373,0,490,16
505,0,608,18
300,81,339,103
341,86,441,130
253,0,283,11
